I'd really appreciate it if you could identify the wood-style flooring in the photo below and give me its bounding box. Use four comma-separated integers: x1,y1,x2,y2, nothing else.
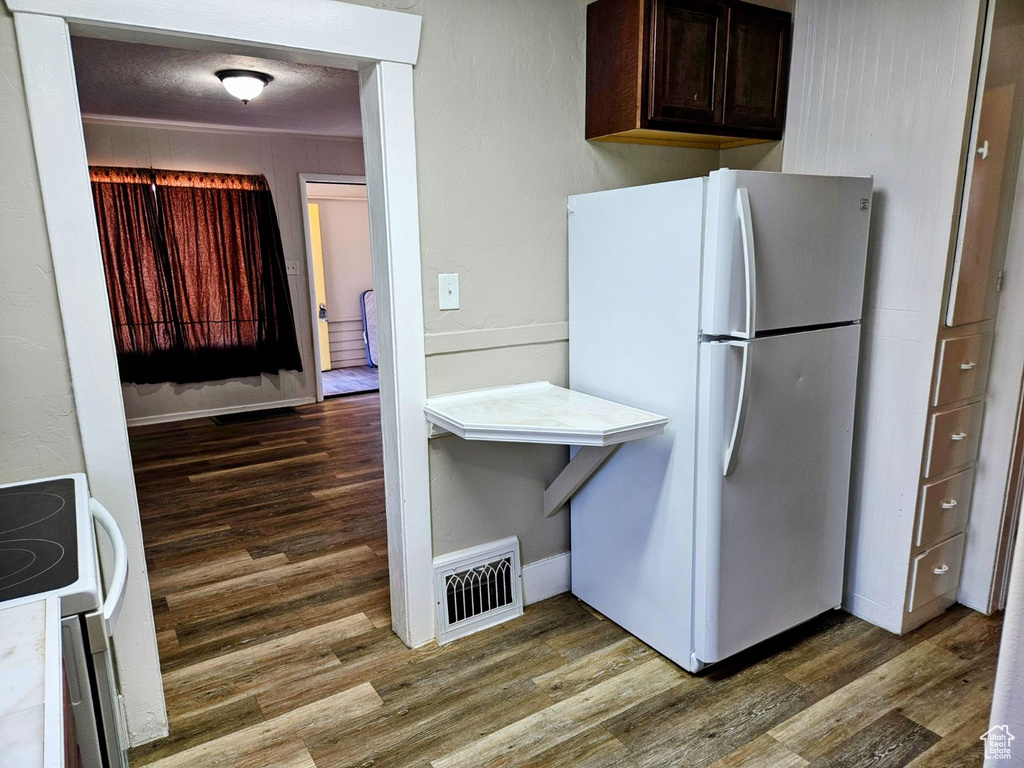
127,395,1001,768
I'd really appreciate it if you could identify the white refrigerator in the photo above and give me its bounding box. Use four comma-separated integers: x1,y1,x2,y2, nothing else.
568,169,873,672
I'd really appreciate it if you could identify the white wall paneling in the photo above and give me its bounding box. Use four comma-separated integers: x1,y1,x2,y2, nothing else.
82,122,365,421
11,0,429,744
328,318,368,368
784,0,985,633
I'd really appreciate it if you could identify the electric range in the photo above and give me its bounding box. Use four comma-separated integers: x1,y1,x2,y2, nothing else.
0,473,129,768
0,475,101,616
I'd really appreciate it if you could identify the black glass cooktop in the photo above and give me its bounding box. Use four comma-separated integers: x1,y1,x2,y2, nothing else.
0,478,79,602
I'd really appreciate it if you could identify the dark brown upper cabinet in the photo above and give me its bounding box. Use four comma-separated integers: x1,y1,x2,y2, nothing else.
586,0,792,149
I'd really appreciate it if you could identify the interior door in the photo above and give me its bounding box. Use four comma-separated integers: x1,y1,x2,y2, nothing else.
694,325,860,664
308,203,332,372
702,170,873,337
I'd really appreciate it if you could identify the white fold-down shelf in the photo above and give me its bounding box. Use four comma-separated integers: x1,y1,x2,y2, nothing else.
424,382,668,516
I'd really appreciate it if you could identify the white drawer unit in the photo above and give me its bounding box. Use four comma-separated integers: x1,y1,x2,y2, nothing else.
908,533,966,613
933,333,991,407
924,403,984,478
916,469,974,549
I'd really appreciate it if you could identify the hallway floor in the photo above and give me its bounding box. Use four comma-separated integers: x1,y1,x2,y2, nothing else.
322,365,379,397
127,395,1001,768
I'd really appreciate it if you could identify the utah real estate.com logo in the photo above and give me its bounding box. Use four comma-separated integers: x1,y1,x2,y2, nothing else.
981,725,1015,761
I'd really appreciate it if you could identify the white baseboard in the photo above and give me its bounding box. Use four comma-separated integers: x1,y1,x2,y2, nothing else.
522,551,571,605
124,397,316,427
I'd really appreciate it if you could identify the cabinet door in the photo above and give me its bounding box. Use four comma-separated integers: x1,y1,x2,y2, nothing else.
722,3,790,133
946,84,1016,326
648,0,728,127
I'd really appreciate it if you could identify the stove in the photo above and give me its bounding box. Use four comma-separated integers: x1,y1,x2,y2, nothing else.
0,473,128,768
0,478,79,602
0,475,100,618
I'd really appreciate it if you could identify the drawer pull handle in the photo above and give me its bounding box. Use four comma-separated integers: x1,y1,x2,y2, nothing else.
933,564,950,575
950,432,968,441
960,362,977,371
941,499,958,509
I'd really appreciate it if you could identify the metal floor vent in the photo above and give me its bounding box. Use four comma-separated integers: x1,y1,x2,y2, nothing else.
433,537,523,644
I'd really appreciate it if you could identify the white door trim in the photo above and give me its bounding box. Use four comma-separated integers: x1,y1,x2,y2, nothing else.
9,0,432,747
299,173,368,402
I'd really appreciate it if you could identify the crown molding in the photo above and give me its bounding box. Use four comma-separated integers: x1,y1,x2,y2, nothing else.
81,113,363,142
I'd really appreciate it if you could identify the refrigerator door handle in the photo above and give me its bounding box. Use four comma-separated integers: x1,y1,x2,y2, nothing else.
724,340,752,476
89,498,129,635
736,188,757,340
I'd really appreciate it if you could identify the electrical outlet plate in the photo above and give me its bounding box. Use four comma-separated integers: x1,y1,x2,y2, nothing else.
439,273,459,310
285,261,299,276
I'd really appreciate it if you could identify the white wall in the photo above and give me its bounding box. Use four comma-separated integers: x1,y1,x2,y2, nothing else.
783,0,983,630
309,189,374,369
0,9,85,479
82,121,365,422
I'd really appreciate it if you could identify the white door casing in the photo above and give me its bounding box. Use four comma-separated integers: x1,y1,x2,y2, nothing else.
8,0,432,745
299,173,368,401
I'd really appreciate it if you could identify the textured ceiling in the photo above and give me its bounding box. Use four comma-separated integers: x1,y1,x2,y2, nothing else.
71,36,362,137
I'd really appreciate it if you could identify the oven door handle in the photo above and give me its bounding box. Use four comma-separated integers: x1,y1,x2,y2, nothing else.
89,498,129,636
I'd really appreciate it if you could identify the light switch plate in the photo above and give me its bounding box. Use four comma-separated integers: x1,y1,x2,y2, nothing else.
439,273,460,310
285,261,299,276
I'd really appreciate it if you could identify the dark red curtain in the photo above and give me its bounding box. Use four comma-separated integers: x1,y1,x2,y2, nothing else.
91,167,302,384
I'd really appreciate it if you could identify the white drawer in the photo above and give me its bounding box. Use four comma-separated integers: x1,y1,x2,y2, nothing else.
924,403,984,478
933,333,990,407
908,533,965,612
917,469,973,549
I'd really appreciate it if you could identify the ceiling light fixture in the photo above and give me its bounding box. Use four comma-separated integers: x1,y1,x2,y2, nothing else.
216,69,273,104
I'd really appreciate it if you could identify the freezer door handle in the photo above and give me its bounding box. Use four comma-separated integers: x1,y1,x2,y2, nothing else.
89,498,129,635
724,341,751,476
736,188,757,340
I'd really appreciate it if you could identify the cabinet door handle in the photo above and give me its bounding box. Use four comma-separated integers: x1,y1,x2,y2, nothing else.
941,499,958,509
950,432,968,441
960,362,977,371
977,140,989,160
933,564,950,575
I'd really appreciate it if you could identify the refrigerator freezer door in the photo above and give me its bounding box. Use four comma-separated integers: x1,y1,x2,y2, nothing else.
694,324,861,664
702,170,873,336
568,178,705,670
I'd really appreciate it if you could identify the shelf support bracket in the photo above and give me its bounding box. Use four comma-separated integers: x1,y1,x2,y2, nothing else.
544,444,620,517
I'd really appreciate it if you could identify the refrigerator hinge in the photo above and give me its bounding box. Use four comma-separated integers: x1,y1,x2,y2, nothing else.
996,270,1004,292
